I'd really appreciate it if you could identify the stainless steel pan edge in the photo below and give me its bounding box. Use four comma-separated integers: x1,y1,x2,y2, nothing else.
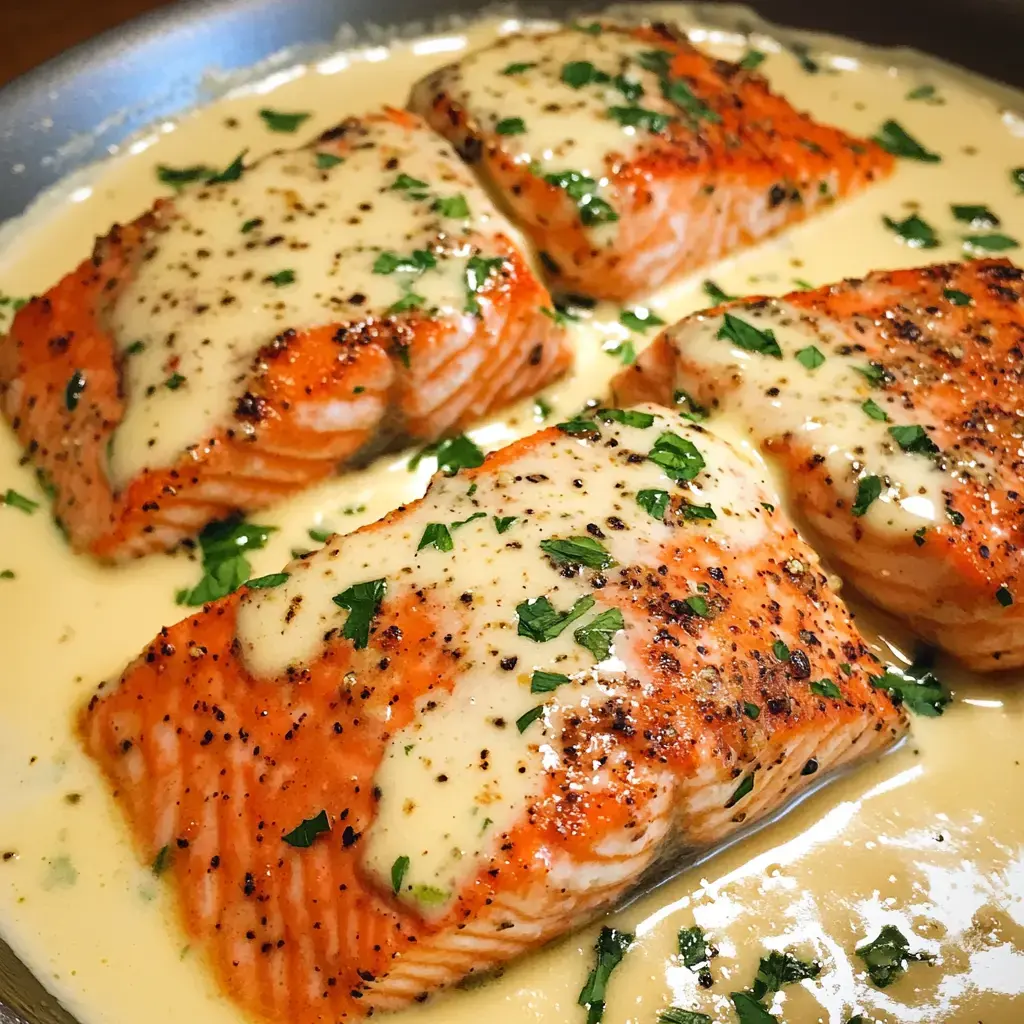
1,0,1022,1021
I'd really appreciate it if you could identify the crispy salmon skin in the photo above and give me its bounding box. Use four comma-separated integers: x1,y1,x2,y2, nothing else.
81,405,905,1023
0,107,569,561
409,21,893,301
614,259,1024,671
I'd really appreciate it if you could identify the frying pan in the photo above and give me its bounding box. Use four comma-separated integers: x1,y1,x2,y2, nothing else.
0,0,1021,1020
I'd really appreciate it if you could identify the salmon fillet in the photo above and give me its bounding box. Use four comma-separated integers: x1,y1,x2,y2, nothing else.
614,260,1024,672
0,107,570,561
80,405,906,1023
409,21,893,302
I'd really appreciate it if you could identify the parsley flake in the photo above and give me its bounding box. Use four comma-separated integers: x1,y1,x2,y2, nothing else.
245,572,290,589
702,279,735,304
648,431,706,482
636,489,670,519
418,523,454,553
608,106,673,132
410,435,485,475
872,120,941,162
862,398,889,422
517,594,595,642
883,213,939,248
282,809,330,848
332,578,387,650
738,49,766,70
316,152,343,169
516,705,545,733
561,60,609,89
888,424,939,455
744,702,761,720
773,640,790,661
717,313,782,357
730,992,779,1024
433,194,470,218
493,516,517,534
752,950,821,1000
795,345,825,370
852,475,883,517
496,117,526,135
619,307,666,332
502,61,536,75
869,659,949,716
658,1010,711,1024
810,679,842,699
464,255,506,313
543,170,619,226
943,288,972,306
265,269,295,287
164,372,186,390
207,151,247,184
578,927,633,1024
856,924,933,988
674,389,708,422
951,203,1000,228
596,408,655,428
531,670,571,694
156,164,213,190
574,607,625,661
258,108,311,133
541,536,615,570
391,855,410,894
726,772,755,808
963,232,1019,253
176,518,275,606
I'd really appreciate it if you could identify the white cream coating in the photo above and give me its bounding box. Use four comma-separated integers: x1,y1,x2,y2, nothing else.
237,407,769,903
449,29,674,177
664,300,992,534
109,116,510,487
1,5,1023,1024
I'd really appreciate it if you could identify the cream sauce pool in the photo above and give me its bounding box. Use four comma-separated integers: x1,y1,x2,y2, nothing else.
1,4,1023,1024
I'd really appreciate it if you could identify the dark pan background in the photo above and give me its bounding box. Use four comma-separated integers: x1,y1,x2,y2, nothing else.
0,0,1021,1021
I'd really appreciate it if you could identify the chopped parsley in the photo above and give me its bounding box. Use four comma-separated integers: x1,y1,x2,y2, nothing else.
561,60,609,89
658,1010,711,1024
674,389,708,422
493,516,517,534
855,924,933,988
496,117,526,135
578,927,634,1024
465,255,506,313
151,845,172,876
888,424,939,454
282,809,330,848
996,584,1013,607
963,232,1019,253
391,172,429,193
64,370,86,412
852,475,883,517
391,855,410,894
619,307,666,332
810,679,842,699
795,345,825,370
240,217,262,233
502,61,536,75
883,213,939,248
913,526,927,546
636,488,670,519
738,49,766,70
608,106,673,132
856,363,889,387
702,279,735,304
573,20,603,34
418,523,454,553
308,527,332,543
725,771,755,808
332,578,387,650
871,120,941,162
540,536,615,570
951,203,1000,228
176,518,275,606
861,398,889,422
685,595,711,618
730,993,779,1024
605,339,636,365
869,659,949,716
516,705,545,733
752,950,821,1000
946,506,965,526
207,151,247,184
531,670,571,694
943,288,972,306
373,249,436,275
411,884,448,905
717,313,782,358
410,434,485,475
906,83,938,101
772,640,790,661
433,194,470,218
164,372,186,390
663,78,720,123
517,594,595,642
744,702,761,720
316,152,343,169
648,431,706,482
596,408,655,428
258,108,311,133
677,924,709,969
543,170,618,226
156,164,213,189
574,607,625,661
245,572,290,589
680,502,716,521
265,269,296,287
388,292,425,314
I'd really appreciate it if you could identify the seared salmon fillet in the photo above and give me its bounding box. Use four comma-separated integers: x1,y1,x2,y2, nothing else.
409,21,893,302
0,107,569,561
614,260,1024,671
80,405,905,1022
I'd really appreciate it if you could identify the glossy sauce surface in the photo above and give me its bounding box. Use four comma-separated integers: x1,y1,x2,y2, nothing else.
1,6,1023,1024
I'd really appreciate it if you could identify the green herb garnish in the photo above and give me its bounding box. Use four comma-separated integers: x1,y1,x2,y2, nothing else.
738,50,766,70
332,578,387,649
869,659,949,716
282,809,330,848
578,927,634,1024
951,203,1000,228
496,117,526,135
561,60,610,89
531,670,571,694
726,771,755,808
391,855,410,894
574,607,625,661
596,408,655,428
996,584,1013,607
636,489,670,519
152,845,172,876
434,194,470,218
465,255,506,313
502,61,536,75
717,313,782,358
943,288,971,306
156,164,214,189
702,279,734,304
494,516,517,534
963,232,1019,253
316,152,343,169
773,640,790,661
266,269,295,287
852,475,883,517
889,424,938,454
861,398,889,422
730,992,779,1024
258,108,311,133
608,106,673,132
245,572,290,589
855,924,933,988
516,705,545,733
207,151,247,184
517,594,595,642
674,389,708,422
540,536,615,570
872,120,941,162
752,950,821,999
883,213,939,248
648,431,706,482
410,434,485,475
795,346,825,370
176,518,275,606
543,170,619,226
619,307,666,332
810,679,841,699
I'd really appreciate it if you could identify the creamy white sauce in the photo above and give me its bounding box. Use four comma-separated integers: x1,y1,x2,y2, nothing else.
109,115,514,486
1,6,1023,1024
660,300,987,536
